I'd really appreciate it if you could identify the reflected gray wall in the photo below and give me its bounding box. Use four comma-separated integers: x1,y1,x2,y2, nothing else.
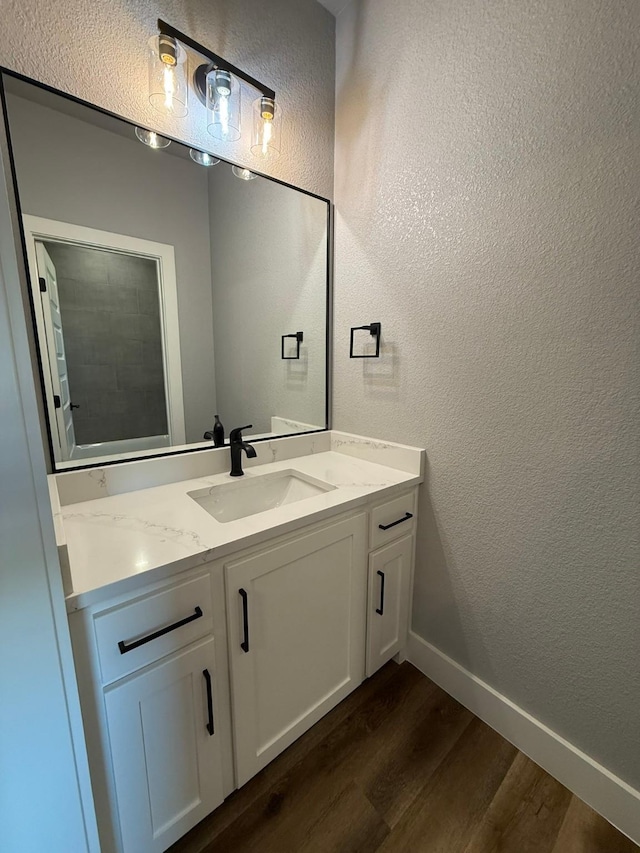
208,165,327,435
45,243,168,444
6,93,216,444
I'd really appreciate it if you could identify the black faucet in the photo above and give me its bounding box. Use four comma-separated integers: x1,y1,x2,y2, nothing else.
229,425,257,477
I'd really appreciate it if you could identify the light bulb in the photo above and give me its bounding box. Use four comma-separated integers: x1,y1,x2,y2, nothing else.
219,92,229,137
163,63,176,112
262,119,272,156
148,34,188,117
251,97,281,158
206,68,241,142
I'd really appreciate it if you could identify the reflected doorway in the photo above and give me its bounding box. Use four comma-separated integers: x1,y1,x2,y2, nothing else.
23,217,185,464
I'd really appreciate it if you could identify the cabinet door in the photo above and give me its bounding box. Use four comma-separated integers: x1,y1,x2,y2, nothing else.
226,514,368,786
104,638,224,853
366,534,413,677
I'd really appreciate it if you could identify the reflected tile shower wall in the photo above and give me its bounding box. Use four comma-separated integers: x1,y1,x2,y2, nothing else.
45,242,168,445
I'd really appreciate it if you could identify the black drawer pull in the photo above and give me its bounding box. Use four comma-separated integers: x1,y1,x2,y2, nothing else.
117,606,203,654
378,512,413,531
239,588,249,653
376,570,385,616
203,669,215,736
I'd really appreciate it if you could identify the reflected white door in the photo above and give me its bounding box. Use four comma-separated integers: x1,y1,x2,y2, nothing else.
35,242,76,460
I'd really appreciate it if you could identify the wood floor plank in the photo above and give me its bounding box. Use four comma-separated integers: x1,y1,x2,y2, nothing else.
202,776,389,853
462,751,572,853
358,683,474,827
551,795,640,853
168,661,403,853
296,780,390,853
376,716,518,853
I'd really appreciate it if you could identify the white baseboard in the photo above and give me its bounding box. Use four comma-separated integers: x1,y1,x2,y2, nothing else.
407,631,640,845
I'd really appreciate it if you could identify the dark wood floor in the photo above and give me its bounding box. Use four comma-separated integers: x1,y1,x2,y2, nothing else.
170,662,638,853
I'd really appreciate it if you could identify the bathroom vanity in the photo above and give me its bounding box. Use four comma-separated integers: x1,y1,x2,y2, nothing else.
51,431,424,852
1,65,425,853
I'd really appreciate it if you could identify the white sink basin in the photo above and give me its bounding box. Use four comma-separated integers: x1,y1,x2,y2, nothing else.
188,469,336,523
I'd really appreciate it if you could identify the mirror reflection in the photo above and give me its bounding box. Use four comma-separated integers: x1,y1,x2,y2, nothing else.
3,75,329,470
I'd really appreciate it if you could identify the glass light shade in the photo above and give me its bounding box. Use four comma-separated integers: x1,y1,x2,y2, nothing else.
231,166,257,181
135,127,172,149
206,68,241,142
148,35,188,118
189,148,220,167
251,97,282,159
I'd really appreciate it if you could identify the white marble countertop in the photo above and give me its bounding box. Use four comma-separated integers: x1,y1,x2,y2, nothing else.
59,435,423,611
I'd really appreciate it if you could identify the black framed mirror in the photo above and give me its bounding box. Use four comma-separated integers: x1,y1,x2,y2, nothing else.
0,70,330,471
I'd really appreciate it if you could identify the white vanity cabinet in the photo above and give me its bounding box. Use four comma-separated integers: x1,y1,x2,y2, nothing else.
222,513,368,785
69,569,234,853
69,487,418,853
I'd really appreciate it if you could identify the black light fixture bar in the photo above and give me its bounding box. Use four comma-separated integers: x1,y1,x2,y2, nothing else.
157,19,276,101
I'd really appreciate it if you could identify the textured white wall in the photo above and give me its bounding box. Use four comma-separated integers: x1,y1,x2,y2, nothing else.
334,0,640,789
0,0,335,199
209,164,327,435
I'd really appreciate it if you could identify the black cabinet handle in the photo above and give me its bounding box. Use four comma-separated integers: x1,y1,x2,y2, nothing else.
203,669,215,736
376,570,385,615
378,512,413,531
117,606,203,654
239,588,249,653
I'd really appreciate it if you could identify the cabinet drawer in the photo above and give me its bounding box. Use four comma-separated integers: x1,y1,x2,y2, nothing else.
94,573,213,684
370,491,416,550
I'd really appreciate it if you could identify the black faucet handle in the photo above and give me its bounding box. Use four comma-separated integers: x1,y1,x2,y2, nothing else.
229,424,253,442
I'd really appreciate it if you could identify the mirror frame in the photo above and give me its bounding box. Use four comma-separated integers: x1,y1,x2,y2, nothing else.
0,67,332,472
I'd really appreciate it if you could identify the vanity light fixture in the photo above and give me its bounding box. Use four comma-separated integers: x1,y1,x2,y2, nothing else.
148,34,188,117
251,97,282,159
231,166,257,181
189,148,220,166
207,68,241,142
146,20,282,157
135,127,171,149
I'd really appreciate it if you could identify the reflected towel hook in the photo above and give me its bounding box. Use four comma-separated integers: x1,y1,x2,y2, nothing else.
281,331,303,359
350,322,381,358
